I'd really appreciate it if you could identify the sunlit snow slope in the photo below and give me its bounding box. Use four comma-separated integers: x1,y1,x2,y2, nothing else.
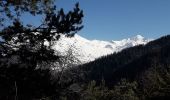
52,34,152,63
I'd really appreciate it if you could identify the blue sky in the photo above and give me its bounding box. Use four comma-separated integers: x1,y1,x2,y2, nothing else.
22,0,170,40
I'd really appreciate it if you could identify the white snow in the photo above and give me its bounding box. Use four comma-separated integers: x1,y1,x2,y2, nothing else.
52,34,152,64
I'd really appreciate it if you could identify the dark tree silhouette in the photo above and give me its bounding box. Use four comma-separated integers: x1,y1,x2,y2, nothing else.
0,0,56,27
0,2,84,99
0,2,83,70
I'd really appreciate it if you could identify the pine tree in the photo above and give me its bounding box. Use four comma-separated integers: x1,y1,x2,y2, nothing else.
0,2,84,99
0,0,55,27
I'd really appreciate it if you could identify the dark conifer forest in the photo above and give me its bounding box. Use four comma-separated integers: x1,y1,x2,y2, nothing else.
0,0,170,100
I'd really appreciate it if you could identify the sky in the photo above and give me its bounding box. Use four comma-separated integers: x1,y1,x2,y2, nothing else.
22,0,170,40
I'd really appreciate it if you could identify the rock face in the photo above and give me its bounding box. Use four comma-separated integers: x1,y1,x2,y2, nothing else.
52,34,152,63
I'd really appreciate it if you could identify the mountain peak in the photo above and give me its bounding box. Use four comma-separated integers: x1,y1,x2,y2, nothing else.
53,34,152,63
132,35,144,41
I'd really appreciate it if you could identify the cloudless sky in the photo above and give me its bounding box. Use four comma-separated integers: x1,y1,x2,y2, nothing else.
22,0,170,40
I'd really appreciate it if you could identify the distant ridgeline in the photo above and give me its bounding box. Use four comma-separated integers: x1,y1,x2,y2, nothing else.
60,35,170,100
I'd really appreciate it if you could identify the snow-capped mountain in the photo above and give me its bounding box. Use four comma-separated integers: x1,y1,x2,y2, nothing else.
52,34,152,63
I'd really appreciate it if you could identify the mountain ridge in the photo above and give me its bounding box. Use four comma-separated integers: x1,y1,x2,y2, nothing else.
52,34,152,63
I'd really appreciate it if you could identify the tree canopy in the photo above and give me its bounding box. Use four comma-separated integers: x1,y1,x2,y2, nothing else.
0,0,56,27
0,1,84,99
0,2,83,69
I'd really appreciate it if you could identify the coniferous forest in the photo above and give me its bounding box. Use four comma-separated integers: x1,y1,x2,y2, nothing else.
0,0,170,100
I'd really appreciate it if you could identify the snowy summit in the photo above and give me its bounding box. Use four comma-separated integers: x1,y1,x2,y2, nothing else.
52,34,152,63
